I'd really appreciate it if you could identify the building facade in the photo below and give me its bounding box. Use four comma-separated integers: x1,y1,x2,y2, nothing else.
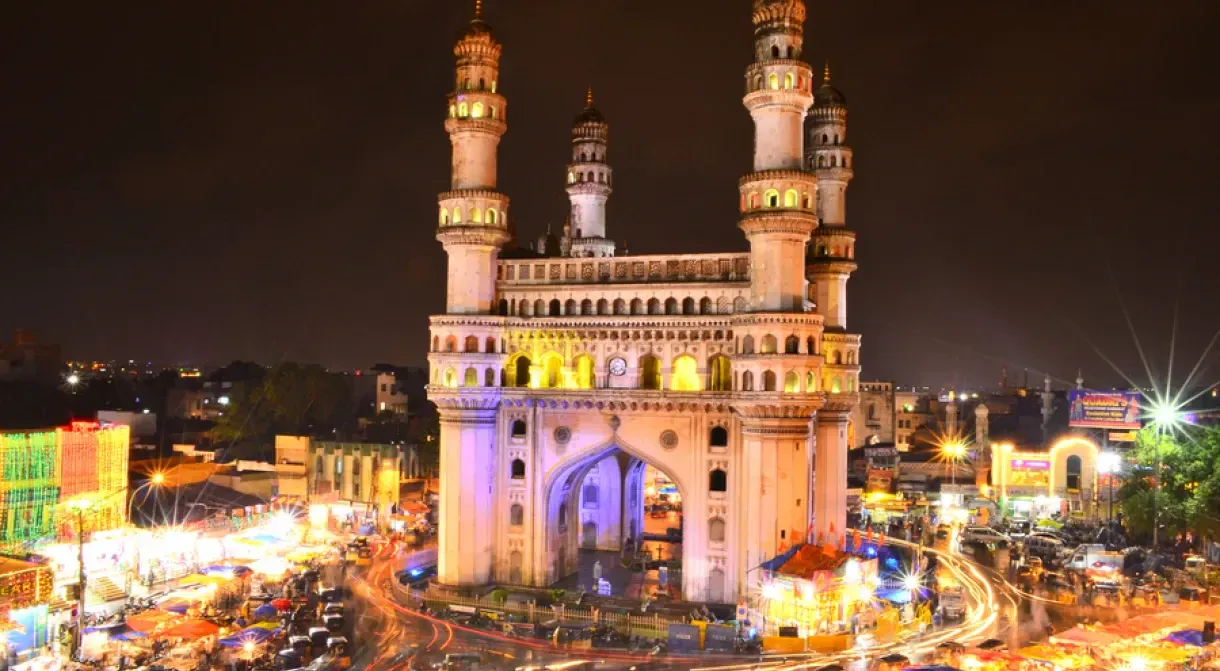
850,381,895,447
305,440,401,511
427,0,862,602
0,422,130,552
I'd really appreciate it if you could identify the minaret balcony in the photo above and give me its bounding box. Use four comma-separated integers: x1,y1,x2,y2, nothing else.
738,210,817,239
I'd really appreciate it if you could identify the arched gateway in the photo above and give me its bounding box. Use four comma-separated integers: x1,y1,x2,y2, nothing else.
428,1,862,603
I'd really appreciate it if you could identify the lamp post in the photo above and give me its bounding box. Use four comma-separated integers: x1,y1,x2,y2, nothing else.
63,498,93,661
126,473,166,526
1098,452,1121,524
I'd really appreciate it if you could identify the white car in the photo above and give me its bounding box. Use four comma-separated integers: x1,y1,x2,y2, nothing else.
960,526,1011,546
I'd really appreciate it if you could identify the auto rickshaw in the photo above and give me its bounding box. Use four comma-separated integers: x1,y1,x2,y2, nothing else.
327,636,351,670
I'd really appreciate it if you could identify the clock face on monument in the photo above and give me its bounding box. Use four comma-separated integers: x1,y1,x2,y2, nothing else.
609,357,627,376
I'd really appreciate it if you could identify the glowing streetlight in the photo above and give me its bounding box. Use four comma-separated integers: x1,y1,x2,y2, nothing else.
66,373,81,386
151,472,166,485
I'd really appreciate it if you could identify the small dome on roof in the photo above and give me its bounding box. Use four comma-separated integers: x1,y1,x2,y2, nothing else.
464,1,493,38
814,62,847,107
574,87,605,124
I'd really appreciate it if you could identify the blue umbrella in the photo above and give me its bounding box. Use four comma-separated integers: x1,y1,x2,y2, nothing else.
253,604,279,619
1166,629,1205,647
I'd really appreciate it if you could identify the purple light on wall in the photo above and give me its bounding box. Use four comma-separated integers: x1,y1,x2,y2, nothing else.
1010,459,1049,470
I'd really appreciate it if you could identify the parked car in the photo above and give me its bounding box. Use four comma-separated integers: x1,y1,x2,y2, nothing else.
1006,518,1032,539
961,526,1011,547
1023,535,1065,561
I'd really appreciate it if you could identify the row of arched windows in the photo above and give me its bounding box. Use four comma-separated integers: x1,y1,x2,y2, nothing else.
508,505,725,545
432,334,502,354
576,150,604,163
752,71,811,94
812,243,855,259
815,154,850,168
439,204,501,226
566,170,610,186
817,133,843,146
769,45,799,60
739,334,819,356
457,76,497,93
824,349,858,365
448,101,499,120
743,187,812,211
740,369,816,393
499,295,746,317
496,353,733,392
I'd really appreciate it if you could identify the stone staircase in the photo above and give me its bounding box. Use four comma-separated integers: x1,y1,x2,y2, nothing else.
88,576,127,604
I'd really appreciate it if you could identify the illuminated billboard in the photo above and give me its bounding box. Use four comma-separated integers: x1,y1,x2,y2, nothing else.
1068,390,1141,430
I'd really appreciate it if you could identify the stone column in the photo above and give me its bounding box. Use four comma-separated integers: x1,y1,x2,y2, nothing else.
814,408,851,542
436,398,499,587
737,410,816,575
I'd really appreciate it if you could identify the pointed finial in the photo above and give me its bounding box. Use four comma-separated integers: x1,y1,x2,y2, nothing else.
823,61,831,86
474,0,483,19
586,87,594,108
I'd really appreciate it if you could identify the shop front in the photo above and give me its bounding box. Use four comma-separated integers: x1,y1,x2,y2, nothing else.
754,544,879,638
0,558,55,662
990,438,1099,521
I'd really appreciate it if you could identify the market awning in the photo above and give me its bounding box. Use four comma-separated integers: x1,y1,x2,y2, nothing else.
158,598,193,614
1050,626,1121,647
219,625,280,647
126,610,182,633
1165,629,1205,647
161,619,220,638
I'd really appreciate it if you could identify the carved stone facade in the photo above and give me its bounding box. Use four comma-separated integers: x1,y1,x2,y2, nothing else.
428,1,862,602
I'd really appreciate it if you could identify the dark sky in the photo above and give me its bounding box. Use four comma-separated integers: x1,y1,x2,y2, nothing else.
4,1,1219,392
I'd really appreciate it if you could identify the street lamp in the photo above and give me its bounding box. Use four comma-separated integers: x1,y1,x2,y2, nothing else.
1148,399,1186,547
127,473,167,526
1097,452,1121,523
63,497,96,661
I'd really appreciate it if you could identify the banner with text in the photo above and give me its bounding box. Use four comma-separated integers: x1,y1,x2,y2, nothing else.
1068,390,1141,430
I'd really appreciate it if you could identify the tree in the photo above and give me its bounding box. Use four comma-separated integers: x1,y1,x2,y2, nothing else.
211,362,355,444
1119,425,1220,541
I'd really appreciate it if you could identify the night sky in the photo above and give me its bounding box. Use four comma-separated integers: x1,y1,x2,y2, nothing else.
5,1,1219,391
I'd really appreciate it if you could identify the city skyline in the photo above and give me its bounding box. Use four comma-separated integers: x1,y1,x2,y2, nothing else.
3,1,1218,389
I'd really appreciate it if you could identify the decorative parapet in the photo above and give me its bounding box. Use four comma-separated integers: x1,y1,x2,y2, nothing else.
497,253,750,286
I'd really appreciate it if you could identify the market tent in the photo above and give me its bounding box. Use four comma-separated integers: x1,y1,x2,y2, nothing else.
1015,646,1094,668
246,621,281,631
161,619,221,638
219,625,280,647
111,632,148,641
178,573,230,587
1050,626,1121,647
1165,629,1205,647
253,604,279,619
270,599,292,611
158,598,193,614
127,610,182,633
1115,646,1195,664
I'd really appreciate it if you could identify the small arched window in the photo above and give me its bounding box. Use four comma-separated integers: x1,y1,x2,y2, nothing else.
709,468,727,492
785,335,800,354
510,458,526,479
440,209,450,225
783,189,798,207
613,299,627,315
770,45,779,59
783,73,794,89
639,355,661,390
463,367,478,387
453,207,462,223
647,298,661,315
742,335,755,354
699,297,712,314
444,335,457,352
478,77,485,90
565,298,577,315
822,134,829,144
764,189,780,207
763,370,778,392
583,483,599,506
596,299,609,315
511,419,527,438
464,335,479,352
489,105,497,119
484,368,495,387
710,426,729,447
709,517,726,542
742,371,754,391
665,297,679,315
567,172,576,184
783,371,799,393
817,156,826,168
580,151,587,161
487,208,498,224
549,299,561,316
471,102,484,118
761,335,778,354
768,73,779,90
458,102,468,117
509,504,523,526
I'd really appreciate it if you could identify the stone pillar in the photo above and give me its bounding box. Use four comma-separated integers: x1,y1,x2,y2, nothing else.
814,409,851,542
436,401,499,586
739,415,814,572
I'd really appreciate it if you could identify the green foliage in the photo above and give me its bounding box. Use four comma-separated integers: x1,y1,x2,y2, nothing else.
1119,425,1220,539
488,588,509,604
548,589,566,602
212,362,355,443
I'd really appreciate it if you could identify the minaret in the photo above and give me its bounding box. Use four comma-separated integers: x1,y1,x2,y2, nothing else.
946,400,959,436
739,0,817,312
437,1,510,314
807,63,856,329
432,1,505,589
974,403,991,488
566,88,616,258
1040,374,1054,443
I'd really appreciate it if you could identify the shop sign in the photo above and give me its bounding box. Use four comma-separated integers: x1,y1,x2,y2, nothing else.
667,623,701,653
1010,459,1049,470
1068,390,1140,429
704,624,736,652
0,568,51,610
864,446,898,459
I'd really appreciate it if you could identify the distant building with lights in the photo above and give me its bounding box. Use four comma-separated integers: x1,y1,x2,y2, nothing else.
427,1,865,601
303,439,401,513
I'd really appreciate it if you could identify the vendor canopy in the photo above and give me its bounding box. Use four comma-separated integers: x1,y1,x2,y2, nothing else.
161,619,220,638
219,624,280,647
126,610,182,633
1050,626,1122,647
